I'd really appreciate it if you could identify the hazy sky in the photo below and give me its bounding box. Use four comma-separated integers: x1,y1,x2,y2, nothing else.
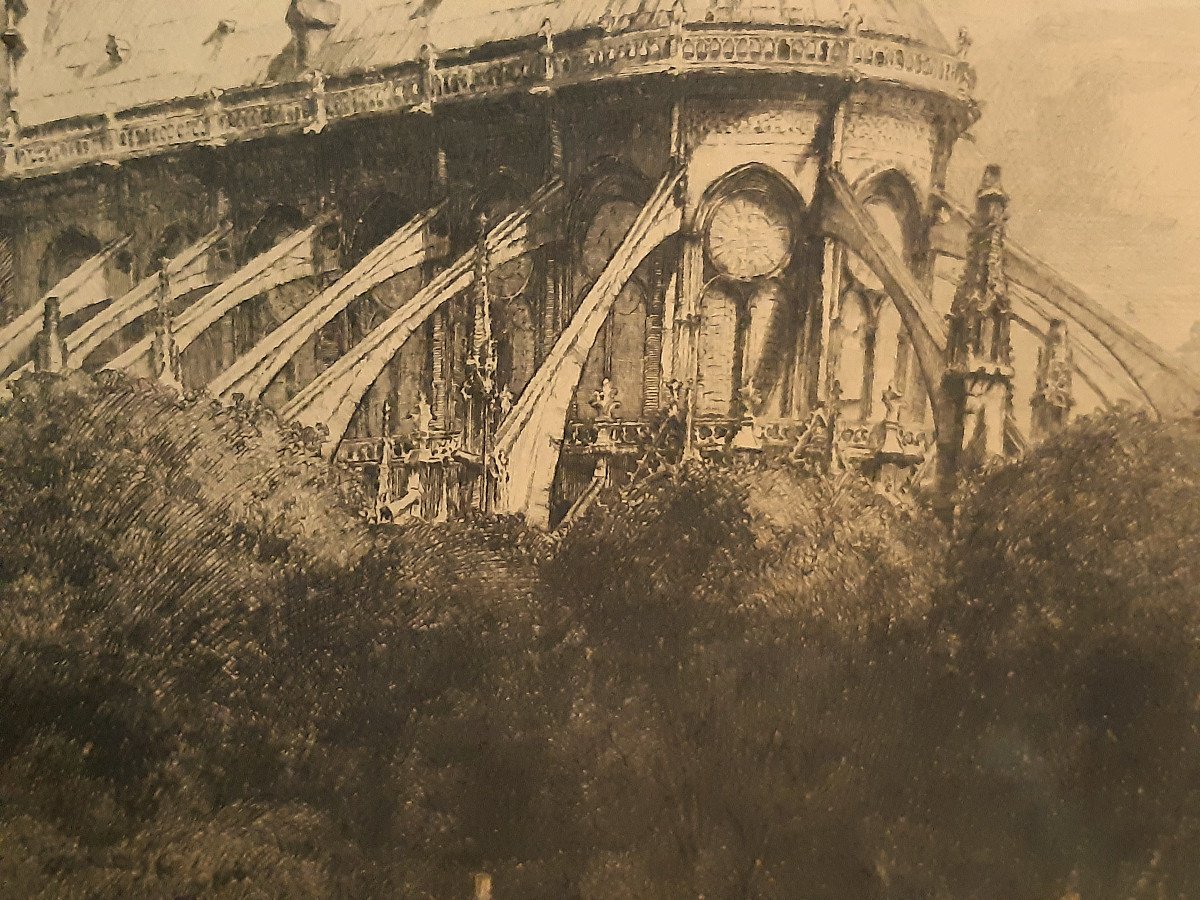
926,0,1200,349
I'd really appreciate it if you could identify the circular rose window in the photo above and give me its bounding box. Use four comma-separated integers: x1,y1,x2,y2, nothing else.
705,189,795,280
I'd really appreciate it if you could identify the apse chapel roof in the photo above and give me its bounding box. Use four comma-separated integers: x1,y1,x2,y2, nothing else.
6,1,970,182
21,0,953,128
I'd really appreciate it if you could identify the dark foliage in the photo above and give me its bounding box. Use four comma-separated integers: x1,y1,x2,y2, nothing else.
1,374,1197,898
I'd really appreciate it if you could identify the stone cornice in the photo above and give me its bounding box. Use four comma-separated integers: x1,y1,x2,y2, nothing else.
1,23,976,183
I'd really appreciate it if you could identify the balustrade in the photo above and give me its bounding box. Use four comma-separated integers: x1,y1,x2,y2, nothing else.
2,24,972,180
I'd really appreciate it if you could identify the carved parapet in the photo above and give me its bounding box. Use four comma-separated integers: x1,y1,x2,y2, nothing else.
1,24,973,181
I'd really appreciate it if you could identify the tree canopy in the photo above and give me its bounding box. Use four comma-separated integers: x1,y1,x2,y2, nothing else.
1,372,1197,898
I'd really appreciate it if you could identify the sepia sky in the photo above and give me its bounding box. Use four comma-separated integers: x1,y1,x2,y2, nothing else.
926,0,1200,349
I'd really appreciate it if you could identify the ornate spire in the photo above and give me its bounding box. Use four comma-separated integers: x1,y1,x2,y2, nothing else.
948,164,1012,372
945,164,1016,468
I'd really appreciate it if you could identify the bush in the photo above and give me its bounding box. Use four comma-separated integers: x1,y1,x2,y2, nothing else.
0,372,548,898
3,373,1197,898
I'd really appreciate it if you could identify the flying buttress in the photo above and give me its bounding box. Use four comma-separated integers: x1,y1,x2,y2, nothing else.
816,166,949,398
494,167,684,527
207,202,447,404
932,192,1200,415
282,180,566,460
106,218,335,375
0,236,130,375
64,226,230,369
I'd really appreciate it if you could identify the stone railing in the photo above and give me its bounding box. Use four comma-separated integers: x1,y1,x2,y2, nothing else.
563,420,658,455
2,23,973,181
337,430,463,468
836,419,930,462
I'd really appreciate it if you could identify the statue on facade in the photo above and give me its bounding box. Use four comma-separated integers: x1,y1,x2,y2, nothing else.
151,262,184,393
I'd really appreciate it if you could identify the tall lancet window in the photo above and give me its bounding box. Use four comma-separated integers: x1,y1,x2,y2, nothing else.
573,195,656,421
832,178,922,423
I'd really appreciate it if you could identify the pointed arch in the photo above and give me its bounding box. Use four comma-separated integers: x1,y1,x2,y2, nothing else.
692,162,811,421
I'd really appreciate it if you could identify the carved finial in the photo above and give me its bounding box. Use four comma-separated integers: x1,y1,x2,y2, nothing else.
829,379,843,417
664,379,688,422
538,17,556,81
957,26,973,59
842,3,863,36
589,378,621,420
598,9,615,32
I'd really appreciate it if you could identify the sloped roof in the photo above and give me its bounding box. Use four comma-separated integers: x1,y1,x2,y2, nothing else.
18,0,952,127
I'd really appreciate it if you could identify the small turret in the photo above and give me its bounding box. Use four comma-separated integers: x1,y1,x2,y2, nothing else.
35,295,68,373
945,165,1015,468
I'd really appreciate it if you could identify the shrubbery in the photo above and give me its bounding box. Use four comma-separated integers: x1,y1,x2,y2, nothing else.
1,373,1198,897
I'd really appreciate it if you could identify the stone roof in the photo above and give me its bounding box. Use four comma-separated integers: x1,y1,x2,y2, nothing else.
18,0,952,127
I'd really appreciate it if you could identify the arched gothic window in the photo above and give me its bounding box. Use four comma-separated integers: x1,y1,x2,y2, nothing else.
695,168,807,421
832,173,924,423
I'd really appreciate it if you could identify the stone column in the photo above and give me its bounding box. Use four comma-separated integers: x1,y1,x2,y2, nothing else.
674,228,704,455
816,92,850,404
35,295,67,374
151,262,184,393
